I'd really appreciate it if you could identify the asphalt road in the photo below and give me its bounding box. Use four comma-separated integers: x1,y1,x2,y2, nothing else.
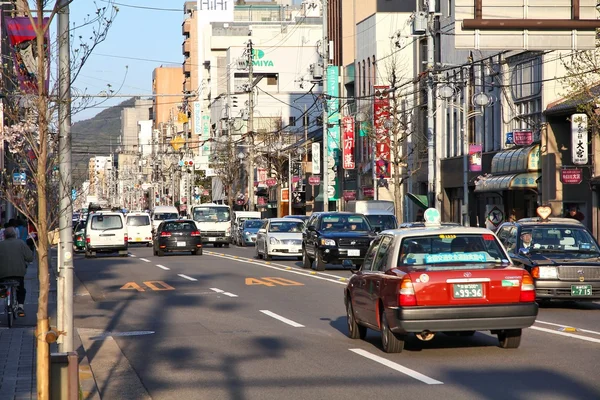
74,243,600,400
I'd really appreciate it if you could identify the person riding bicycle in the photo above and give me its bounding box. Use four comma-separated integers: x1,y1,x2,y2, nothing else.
0,227,34,317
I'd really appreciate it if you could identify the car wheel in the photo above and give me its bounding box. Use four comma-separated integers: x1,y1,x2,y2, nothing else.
157,249,165,257
302,248,311,269
198,248,203,255
498,329,521,349
297,256,303,261
264,245,272,261
313,251,326,271
381,311,404,353
239,240,245,247
147,242,152,247
255,244,262,259
224,243,230,248
153,249,158,256
346,298,367,340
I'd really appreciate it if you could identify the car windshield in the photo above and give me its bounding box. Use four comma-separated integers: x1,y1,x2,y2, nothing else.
193,207,230,222
90,215,123,230
154,213,178,221
320,215,371,232
127,215,150,226
366,215,397,230
268,221,304,233
520,226,600,258
398,233,508,269
162,221,197,232
244,220,263,229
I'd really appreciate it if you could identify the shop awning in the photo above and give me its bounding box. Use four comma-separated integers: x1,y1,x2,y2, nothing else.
406,193,428,209
474,172,541,192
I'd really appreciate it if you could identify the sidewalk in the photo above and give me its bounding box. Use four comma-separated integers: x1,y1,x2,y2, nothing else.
0,251,57,400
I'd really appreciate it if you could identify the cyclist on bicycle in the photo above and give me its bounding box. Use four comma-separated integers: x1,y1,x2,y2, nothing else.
0,227,34,317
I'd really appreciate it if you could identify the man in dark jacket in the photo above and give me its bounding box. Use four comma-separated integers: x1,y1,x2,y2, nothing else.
0,227,34,317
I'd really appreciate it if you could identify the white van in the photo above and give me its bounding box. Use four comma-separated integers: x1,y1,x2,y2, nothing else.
126,212,153,246
151,206,179,232
85,211,128,257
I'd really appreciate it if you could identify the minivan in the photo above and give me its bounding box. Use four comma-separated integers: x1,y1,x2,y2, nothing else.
151,206,179,232
85,211,128,257
126,212,153,246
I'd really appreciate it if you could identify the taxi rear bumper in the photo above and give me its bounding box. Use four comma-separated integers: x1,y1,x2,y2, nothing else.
390,303,539,333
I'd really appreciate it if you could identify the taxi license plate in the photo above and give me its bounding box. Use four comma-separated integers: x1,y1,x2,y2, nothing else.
348,249,360,257
453,283,483,298
135,237,142,242
208,238,216,242
571,285,592,296
177,242,186,247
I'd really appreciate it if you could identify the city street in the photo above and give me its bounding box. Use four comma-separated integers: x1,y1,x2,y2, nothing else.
72,243,600,400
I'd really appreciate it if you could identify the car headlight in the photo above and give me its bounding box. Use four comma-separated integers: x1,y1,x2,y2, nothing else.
244,231,251,236
320,238,336,246
226,227,231,236
538,266,558,279
270,237,280,244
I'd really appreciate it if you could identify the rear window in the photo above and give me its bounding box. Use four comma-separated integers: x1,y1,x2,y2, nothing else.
366,215,397,230
268,221,304,233
127,215,151,226
398,233,508,269
244,220,263,229
90,215,123,230
154,213,179,220
162,221,197,232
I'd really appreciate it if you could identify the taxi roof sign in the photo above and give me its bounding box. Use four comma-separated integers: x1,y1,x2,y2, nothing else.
536,205,552,221
423,208,441,226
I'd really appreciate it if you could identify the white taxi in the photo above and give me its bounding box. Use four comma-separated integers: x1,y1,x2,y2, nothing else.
256,218,304,261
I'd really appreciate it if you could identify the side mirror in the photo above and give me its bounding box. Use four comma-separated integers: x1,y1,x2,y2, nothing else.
258,228,267,234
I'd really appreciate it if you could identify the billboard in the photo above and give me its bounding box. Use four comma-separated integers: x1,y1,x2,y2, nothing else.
326,66,340,201
197,0,235,23
342,116,355,170
373,86,391,179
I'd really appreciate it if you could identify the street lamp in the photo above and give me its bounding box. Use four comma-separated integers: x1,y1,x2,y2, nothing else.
439,73,491,226
288,146,306,216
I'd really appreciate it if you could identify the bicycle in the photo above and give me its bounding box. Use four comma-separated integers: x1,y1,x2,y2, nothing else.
0,279,20,328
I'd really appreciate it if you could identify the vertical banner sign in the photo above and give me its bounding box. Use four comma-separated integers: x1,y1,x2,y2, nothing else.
202,115,211,153
193,101,202,135
571,114,588,165
342,116,355,169
373,86,391,178
326,66,340,200
469,144,483,172
311,143,321,174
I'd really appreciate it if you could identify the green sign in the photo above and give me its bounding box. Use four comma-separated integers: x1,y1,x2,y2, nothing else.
326,66,340,201
252,49,274,67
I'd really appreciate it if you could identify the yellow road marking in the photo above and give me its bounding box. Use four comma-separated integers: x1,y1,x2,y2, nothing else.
121,282,145,291
245,277,276,287
263,277,304,286
144,281,175,291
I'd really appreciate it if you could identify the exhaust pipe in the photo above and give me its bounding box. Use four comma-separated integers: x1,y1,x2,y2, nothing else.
416,330,436,341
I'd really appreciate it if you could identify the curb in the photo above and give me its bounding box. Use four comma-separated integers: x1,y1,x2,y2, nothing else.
76,329,101,400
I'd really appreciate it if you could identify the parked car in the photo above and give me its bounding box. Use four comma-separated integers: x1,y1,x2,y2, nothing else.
85,211,128,258
255,218,304,261
238,219,264,246
344,208,538,353
126,212,153,247
496,207,600,302
302,212,378,271
153,219,203,257
73,220,86,252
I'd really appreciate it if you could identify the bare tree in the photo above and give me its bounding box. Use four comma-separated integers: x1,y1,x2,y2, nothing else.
0,1,117,398
211,134,242,209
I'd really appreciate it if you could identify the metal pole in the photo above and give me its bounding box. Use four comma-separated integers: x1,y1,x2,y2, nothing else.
462,67,470,226
57,0,73,352
426,0,437,209
322,0,329,211
288,151,292,216
372,139,378,200
248,39,255,211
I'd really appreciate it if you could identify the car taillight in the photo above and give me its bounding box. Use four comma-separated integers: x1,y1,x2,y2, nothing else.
160,232,171,237
76,236,82,241
190,231,201,237
398,276,417,306
520,272,536,302
531,266,540,279
86,238,90,243
128,237,132,241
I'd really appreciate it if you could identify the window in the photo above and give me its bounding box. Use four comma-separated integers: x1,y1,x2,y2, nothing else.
267,75,278,85
511,58,541,100
90,215,123,230
362,237,382,271
163,221,196,232
289,116,296,127
372,236,393,271
127,215,150,226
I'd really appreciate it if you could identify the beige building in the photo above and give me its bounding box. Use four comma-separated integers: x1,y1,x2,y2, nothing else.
152,65,185,138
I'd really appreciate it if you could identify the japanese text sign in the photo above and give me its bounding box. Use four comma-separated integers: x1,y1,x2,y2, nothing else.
342,116,355,169
571,114,588,165
373,86,391,178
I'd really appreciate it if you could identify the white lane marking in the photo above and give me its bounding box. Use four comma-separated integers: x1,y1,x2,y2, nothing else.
128,254,136,257
139,258,151,263
260,310,304,328
178,274,197,281
349,349,443,385
208,253,346,286
210,288,225,293
156,264,170,271
536,320,600,336
223,292,238,298
530,326,600,344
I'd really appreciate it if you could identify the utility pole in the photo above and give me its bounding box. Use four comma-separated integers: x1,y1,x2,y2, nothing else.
322,0,329,212
247,39,255,211
426,0,437,209
462,66,470,227
57,0,74,352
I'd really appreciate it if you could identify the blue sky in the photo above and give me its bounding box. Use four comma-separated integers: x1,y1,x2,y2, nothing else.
69,0,184,121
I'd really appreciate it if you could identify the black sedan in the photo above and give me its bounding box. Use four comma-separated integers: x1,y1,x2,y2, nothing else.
153,219,203,256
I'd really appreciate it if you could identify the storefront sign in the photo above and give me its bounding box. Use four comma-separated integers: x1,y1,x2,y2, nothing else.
343,190,356,201
505,132,514,145
311,143,321,174
374,86,391,178
342,116,355,169
513,130,533,146
571,114,588,165
308,176,321,186
561,168,583,185
281,188,289,202
362,187,375,197
326,66,340,200
469,144,482,172
266,178,277,187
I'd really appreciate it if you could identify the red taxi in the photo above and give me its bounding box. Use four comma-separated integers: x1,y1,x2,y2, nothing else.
344,208,539,353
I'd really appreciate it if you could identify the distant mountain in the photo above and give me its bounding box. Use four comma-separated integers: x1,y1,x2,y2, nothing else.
71,98,135,186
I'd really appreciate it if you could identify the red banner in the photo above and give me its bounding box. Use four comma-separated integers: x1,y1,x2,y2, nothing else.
374,86,391,178
342,116,355,169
